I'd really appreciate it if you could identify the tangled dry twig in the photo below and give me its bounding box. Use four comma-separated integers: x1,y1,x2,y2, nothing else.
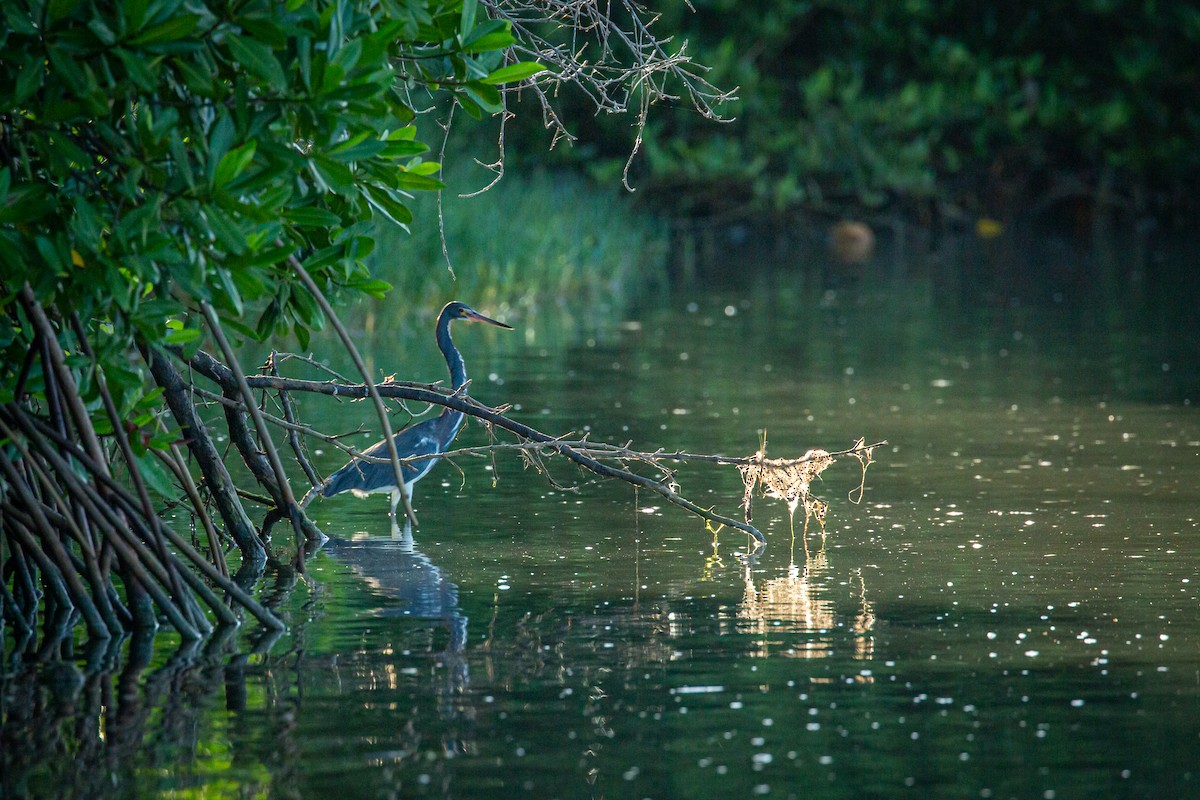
459,0,737,192
739,437,879,534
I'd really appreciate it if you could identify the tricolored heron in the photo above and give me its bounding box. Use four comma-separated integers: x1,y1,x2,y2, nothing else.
301,301,512,523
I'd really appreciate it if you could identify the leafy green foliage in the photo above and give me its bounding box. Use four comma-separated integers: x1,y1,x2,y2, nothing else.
0,0,546,422
574,0,1200,217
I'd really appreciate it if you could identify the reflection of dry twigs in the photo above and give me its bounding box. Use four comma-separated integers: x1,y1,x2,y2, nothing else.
737,555,877,662
741,560,835,638
700,530,724,582
851,570,876,661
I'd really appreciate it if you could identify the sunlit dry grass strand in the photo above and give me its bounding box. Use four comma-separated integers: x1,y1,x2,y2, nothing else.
847,437,875,504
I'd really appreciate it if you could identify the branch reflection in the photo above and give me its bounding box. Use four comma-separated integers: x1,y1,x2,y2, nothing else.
1,622,283,798
4,525,881,798
732,539,876,664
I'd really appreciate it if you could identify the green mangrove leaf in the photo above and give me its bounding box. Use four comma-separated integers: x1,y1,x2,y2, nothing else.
213,141,257,188
482,61,546,85
131,14,200,46
225,33,287,91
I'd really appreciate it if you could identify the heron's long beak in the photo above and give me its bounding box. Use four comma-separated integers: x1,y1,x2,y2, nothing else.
465,309,513,330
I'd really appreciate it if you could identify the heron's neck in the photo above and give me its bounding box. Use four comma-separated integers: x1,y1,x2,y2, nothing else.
436,317,468,390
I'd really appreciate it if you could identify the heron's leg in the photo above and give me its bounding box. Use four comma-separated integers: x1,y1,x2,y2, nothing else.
389,489,401,524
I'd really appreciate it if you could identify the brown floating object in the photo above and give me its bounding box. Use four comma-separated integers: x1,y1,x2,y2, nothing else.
829,220,875,265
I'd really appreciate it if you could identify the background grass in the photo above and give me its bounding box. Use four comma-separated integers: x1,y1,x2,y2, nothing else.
367,168,670,329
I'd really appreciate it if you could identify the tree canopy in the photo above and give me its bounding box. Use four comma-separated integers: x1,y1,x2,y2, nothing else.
0,0,791,643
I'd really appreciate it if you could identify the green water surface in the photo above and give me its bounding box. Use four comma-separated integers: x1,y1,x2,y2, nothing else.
4,246,1199,799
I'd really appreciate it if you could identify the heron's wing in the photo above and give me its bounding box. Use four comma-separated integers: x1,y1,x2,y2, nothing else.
388,421,446,485
321,418,446,497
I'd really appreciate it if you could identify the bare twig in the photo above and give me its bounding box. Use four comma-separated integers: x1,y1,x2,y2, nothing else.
201,301,314,558
428,1,736,189
286,258,419,527
269,351,322,490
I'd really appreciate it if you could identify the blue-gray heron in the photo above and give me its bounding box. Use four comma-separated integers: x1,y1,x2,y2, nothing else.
302,301,512,522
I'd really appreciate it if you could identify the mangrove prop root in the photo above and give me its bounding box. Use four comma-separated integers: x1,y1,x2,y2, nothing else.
1,292,285,641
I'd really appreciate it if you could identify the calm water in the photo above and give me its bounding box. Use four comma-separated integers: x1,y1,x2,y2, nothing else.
4,242,1200,799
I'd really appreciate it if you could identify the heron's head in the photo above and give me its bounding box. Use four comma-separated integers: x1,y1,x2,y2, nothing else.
442,301,513,330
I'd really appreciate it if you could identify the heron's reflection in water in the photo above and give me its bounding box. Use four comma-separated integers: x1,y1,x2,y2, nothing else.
322,523,474,753
322,523,468,654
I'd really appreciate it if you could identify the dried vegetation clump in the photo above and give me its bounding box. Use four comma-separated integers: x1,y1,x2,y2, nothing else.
739,437,876,534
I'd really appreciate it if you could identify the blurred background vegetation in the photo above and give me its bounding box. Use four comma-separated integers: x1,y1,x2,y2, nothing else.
375,167,669,320
488,0,1199,239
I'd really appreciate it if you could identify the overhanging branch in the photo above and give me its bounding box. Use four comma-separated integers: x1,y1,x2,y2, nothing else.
184,358,884,545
